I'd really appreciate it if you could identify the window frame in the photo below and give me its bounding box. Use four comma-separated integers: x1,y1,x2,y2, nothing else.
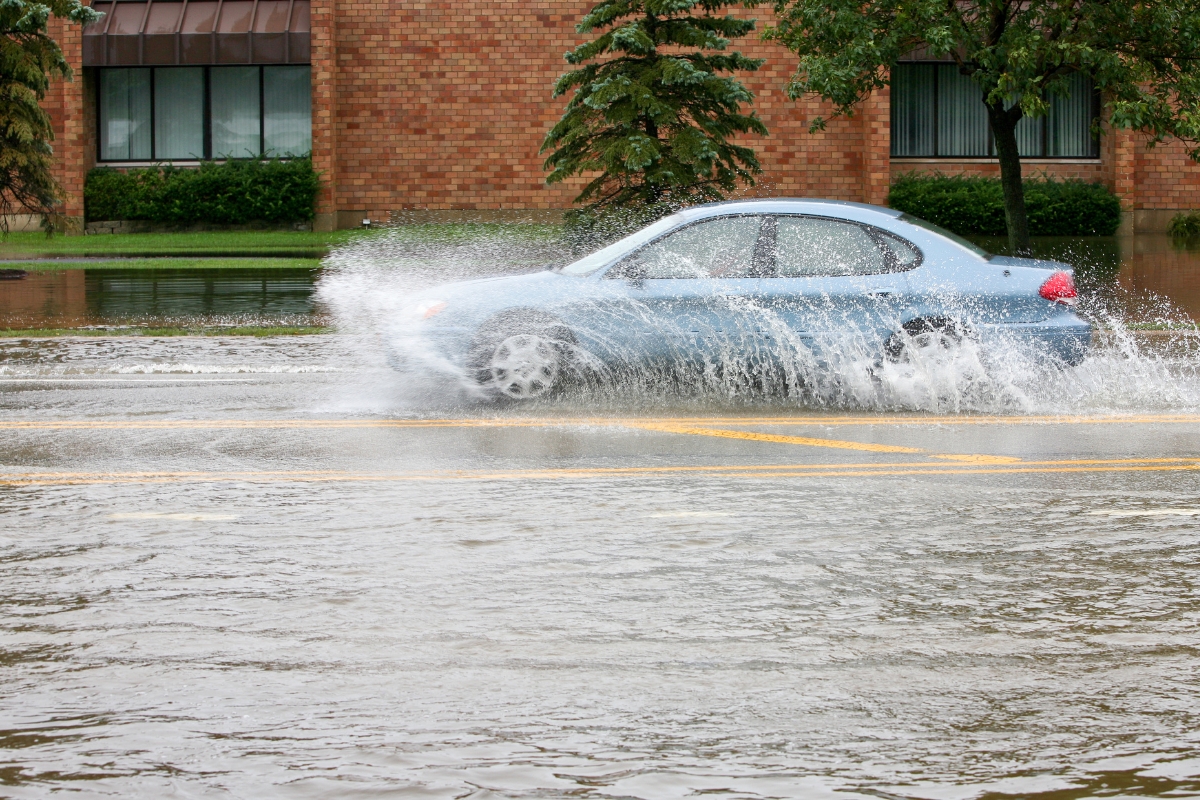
95,64,310,163
766,215,924,277
890,62,1101,160
604,213,924,280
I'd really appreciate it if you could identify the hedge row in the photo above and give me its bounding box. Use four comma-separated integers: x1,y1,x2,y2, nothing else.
887,174,1122,236
85,158,321,224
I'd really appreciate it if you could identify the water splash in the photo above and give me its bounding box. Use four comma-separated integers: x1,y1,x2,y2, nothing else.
315,226,1200,415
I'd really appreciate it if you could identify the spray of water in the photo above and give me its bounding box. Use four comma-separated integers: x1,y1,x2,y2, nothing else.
315,225,1200,415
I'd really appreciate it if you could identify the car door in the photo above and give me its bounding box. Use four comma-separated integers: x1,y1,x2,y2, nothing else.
599,214,771,363
764,215,918,352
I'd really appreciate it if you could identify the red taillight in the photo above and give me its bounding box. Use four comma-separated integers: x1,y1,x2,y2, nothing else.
1039,271,1078,305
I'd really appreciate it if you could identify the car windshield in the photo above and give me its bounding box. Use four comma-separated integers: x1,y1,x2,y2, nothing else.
898,213,991,260
557,214,686,276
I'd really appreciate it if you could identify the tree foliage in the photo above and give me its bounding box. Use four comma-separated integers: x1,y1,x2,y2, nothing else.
766,0,1200,253
542,0,768,213
0,0,98,232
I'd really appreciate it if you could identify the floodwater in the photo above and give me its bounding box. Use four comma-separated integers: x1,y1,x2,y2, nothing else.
0,267,318,328
2,231,1200,798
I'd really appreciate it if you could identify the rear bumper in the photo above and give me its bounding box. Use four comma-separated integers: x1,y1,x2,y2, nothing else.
975,312,1092,366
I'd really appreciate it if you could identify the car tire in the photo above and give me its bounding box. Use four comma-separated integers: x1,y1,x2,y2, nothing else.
467,314,577,401
883,318,966,364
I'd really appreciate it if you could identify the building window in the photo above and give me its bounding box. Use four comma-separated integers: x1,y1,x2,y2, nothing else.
891,64,1099,158
98,65,311,162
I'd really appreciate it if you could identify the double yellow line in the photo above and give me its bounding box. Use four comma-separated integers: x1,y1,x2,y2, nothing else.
2,414,1196,485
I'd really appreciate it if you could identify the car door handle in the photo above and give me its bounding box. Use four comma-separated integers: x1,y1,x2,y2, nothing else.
866,291,892,297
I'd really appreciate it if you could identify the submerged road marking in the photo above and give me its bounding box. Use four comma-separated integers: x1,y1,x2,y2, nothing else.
929,453,1024,464
3,457,1199,486
1,414,1198,431
630,423,924,453
3,415,1190,461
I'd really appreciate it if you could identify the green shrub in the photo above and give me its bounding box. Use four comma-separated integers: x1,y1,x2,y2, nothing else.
85,158,321,224
1168,211,1200,238
887,173,1122,236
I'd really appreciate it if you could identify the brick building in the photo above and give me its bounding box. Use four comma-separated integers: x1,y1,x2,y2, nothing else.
43,1,1200,232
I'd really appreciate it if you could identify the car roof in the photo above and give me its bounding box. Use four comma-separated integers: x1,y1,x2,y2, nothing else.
676,198,905,226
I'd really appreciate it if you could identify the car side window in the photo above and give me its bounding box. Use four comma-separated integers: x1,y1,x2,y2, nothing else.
877,232,922,270
772,216,918,277
622,215,765,279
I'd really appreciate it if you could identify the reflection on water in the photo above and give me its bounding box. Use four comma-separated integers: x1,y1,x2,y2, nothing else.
0,268,319,328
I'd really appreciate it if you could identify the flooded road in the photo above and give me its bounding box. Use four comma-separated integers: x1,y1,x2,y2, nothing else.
2,336,1200,798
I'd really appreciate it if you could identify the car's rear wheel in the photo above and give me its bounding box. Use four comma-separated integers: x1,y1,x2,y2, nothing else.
468,315,576,401
884,318,965,364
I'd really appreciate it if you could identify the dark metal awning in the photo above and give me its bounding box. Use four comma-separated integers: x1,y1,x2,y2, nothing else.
83,0,310,66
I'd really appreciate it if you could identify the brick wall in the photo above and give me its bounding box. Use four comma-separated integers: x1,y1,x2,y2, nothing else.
891,160,1108,183
45,15,91,230
316,1,879,223
308,2,1200,226
1133,136,1200,210
43,2,1200,230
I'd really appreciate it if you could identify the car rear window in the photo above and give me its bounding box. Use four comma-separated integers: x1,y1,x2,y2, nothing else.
898,213,991,260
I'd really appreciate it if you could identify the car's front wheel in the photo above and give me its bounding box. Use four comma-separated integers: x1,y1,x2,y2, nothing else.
468,316,576,401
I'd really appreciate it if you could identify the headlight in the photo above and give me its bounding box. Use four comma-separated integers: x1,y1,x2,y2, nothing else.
412,300,447,320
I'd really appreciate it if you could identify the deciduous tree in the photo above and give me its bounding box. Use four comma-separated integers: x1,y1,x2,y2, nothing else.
542,0,768,217
767,0,1200,253
0,0,99,232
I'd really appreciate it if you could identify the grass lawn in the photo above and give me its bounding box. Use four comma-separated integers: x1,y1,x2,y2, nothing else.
0,223,564,260
0,230,354,259
5,257,322,271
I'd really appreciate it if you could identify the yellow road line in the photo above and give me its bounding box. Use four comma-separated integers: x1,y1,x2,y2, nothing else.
3,457,1199,486
0,414,1198,431
736,464,1200,479
630,423,924,453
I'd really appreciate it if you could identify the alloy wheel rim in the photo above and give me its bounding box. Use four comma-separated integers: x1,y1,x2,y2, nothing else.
489,334,560,399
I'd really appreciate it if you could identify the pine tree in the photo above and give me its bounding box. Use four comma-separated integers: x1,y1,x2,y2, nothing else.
0,0,99,232
542,0,768,216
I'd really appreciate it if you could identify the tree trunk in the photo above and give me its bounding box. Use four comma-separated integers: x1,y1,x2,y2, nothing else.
987,103,1031,255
